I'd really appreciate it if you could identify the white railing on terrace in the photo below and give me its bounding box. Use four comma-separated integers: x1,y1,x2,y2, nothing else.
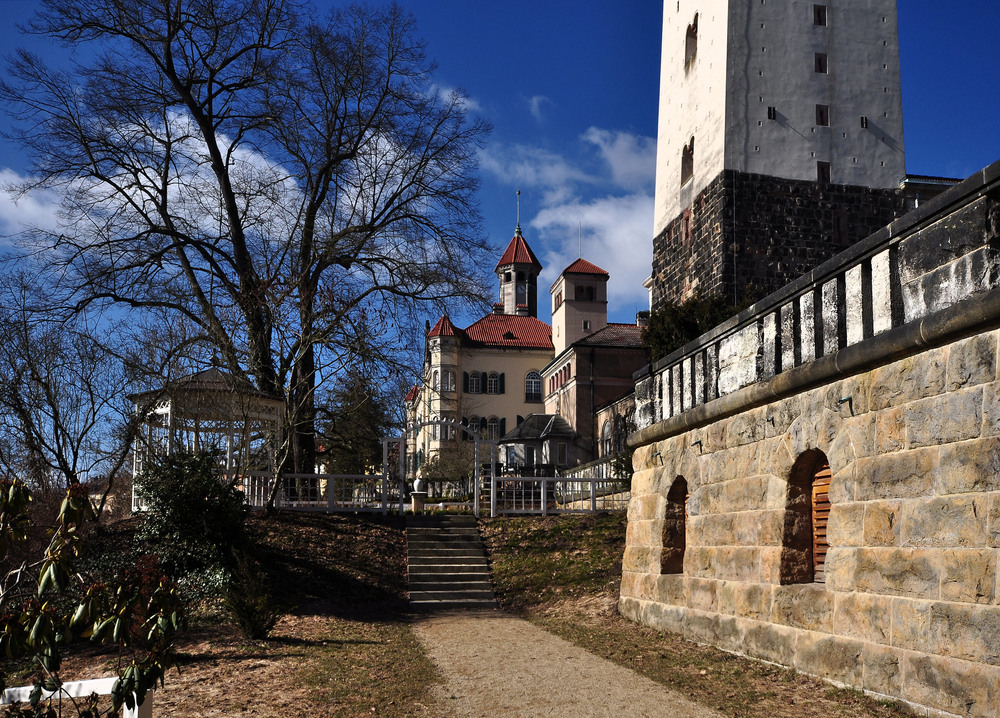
2,677,149,718
241,472,397,513
489,476,630,516
559,455,626,481
635,167,1000,432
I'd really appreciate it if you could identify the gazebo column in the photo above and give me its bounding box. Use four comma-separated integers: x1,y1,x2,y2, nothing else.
166,404,175,454
226,419,235,478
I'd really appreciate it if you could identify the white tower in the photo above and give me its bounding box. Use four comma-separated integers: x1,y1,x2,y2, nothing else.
651,0,906,307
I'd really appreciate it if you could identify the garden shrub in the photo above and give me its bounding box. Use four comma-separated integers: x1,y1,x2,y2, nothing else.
133,452,248,583
223,551,282,640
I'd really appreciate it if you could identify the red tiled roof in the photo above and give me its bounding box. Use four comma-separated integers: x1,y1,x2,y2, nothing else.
495,227,542,271
404,385,420,402
463,314,553,349
427,315,462,338
575,322,644,349
562,258,609,277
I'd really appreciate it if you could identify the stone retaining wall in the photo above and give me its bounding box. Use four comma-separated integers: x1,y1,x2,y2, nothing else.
624,160,1000,716
622,332,1000,715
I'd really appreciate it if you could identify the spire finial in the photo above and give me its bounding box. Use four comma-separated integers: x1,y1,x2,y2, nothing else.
515,189,521,235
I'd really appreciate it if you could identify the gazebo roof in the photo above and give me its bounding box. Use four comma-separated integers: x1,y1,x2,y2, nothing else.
130,367,284,423
130,368,282,403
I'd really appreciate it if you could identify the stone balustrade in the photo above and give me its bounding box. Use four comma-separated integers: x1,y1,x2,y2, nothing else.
635,159,1000,437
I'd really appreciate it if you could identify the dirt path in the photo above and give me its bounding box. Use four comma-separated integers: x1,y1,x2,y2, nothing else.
412,611,723,718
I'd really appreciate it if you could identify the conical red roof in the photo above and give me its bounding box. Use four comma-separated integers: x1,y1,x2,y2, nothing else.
427,315,462,338
495,225,542,271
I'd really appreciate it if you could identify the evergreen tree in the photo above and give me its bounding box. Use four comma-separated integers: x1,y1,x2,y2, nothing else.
317,371,393,475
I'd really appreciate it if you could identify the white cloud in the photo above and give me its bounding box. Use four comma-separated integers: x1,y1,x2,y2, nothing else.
431,84,484,114
0,169,63,240
531,193,654,317
527,95,552,122
582,127,657,191
478,144,594,206
478,128,656,318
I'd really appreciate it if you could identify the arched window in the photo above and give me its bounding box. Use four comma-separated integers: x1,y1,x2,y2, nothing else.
685,14,698,70
681,137,694,185
601,421,613,457
468,416,481,437
487,372,500,394
781,449,831,583
468,372,481,394
486,417,499,440
525,371,542,402
432,370,439,391
661,477,688,574
442,370,456,392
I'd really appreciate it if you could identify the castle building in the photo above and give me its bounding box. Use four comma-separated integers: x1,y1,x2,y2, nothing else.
405,226,553,476
651,0,907,308
405,228,648,478
539,259,646,467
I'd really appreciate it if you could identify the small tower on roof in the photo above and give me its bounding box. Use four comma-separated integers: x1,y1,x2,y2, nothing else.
551,258,610,355
495,224,542,317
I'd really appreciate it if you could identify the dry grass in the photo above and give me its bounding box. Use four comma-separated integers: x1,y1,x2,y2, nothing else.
22,511,439,717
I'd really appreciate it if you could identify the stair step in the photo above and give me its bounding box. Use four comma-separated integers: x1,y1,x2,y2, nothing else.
405,516,478,528
407,555,487,566
408,564,488,576
410,581,493,596
409,590,497,601
407,534,482,542
410,600,497,611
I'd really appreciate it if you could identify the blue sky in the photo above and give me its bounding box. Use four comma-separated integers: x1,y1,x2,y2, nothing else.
2,0,1000,328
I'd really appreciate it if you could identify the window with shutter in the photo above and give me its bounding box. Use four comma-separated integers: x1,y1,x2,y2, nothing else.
781,449,831,584
812,462,832,582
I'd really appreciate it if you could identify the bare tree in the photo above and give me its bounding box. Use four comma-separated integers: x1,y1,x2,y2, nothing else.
1,0,491,501
0,275,137,510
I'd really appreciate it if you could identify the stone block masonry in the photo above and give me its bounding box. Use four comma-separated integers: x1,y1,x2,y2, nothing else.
625,158,1000,717
651,170,904,309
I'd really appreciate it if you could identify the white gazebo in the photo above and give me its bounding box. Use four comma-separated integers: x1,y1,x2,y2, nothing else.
130,368,284,508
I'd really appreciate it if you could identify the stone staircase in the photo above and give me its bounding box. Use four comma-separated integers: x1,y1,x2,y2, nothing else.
405,514,497,610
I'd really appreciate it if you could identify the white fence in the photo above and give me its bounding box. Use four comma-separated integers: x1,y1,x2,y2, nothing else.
2,677,149,718
241,472,400,513
489,476,630,516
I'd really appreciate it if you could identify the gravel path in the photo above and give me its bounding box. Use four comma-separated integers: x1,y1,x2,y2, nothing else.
412,611,723,718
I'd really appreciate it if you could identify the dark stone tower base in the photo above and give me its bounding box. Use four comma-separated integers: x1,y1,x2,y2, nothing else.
651,170,905,309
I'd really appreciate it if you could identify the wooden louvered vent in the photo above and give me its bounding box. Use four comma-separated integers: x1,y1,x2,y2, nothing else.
812,462,832,582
